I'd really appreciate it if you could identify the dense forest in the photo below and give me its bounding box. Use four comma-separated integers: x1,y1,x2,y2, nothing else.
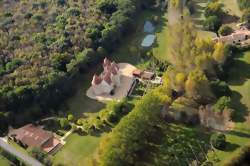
0,0,156,124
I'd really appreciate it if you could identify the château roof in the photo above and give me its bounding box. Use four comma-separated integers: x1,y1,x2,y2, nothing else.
103,72,112,85
92,74,102,85
103,58,111,67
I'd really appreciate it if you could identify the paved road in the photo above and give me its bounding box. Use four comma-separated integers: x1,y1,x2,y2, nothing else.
0,138,43,166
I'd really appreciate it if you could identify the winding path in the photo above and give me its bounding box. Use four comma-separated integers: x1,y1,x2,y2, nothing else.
0,138,43,166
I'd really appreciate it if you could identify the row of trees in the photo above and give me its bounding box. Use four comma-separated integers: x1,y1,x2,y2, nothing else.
76,99,134,134
97,88,171,166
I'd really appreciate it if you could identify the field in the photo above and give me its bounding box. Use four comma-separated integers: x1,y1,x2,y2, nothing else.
0,156,10,166
152,12,168,62
220,0,243,17
53,133,105,166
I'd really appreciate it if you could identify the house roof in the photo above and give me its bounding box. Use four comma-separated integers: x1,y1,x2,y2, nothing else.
92,74,102,85
9,124,53,148
103,58,111,67
103,72,112,85
141,71,155,80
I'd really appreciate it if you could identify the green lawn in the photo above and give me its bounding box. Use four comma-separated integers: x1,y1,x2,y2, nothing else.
220,0,242,17
53,133,105,166
208,51,250,165
0,156,11,166
152,12,168,62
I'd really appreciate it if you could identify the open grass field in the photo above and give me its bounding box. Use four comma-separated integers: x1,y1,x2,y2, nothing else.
53,133,105,166
0,156,10,166
220,0,242,17
152,12,168,62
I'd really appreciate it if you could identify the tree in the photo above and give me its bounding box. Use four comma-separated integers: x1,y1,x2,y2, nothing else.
210,133,226,150
59,118,70,130
242,9,250,23
204,1,223,17
218,25,233,36
204,15,221,32
185,69,214,102
212,42,227,64
67,114,74,122
213,96,232,113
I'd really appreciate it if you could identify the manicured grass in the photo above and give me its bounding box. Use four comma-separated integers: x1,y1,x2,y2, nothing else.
0,156,11,166
62,69,106,118
9,140,29,155
152,12,169,62
53,133,105,166
220,0,242,17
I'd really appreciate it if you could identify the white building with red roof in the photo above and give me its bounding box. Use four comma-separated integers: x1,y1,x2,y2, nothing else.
91,58,121,95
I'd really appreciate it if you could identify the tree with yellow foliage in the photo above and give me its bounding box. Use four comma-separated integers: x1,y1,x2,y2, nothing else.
212,42,227,64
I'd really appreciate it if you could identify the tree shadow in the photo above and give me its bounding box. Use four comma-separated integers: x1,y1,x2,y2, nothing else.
221,13,240,24
228,130,250,139
227,54,250,86
230,90,249,122
154,11,168,33
224,142,240,152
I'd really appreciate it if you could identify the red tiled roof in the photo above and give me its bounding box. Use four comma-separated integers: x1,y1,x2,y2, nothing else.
103,72,112,85
92,74,102,85
42,137,61,153
103,58,111,67
9,124,53,148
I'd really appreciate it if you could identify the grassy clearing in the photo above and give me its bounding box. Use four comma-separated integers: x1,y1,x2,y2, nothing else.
0,156,11,166
152,12,168,62
53,133,105,166
8,140,29,155
220,0,242,17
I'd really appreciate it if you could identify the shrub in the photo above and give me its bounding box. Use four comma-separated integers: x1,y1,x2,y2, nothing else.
59,118,70,130
56,130,65,136
211,133,226,150
218,25,233,36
